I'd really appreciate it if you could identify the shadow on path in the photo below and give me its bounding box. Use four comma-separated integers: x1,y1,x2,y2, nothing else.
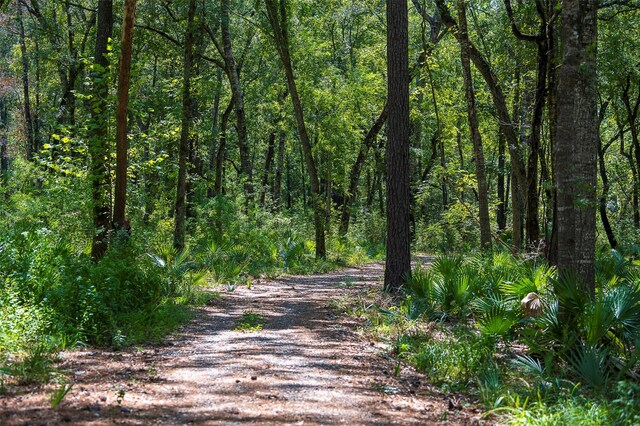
0,262,478,425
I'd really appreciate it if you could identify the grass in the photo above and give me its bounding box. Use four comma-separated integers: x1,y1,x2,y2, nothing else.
235,310,265,332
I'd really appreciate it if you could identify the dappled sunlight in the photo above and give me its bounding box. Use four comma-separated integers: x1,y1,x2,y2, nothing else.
0,263,476,425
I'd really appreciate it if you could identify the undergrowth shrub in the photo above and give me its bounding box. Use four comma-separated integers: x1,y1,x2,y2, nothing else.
390,249,640,423
396,329,495,390
0,224,206,378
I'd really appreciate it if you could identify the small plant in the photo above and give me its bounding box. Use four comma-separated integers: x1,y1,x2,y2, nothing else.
338,278,355,289
235,310,265,332
116,388,126,405
7,341,56,385
50,382,73,408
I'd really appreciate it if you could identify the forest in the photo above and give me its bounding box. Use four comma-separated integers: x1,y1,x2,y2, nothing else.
1,0,640,424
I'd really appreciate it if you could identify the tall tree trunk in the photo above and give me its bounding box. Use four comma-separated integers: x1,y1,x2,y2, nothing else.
436,0,526,252
384,0,411,292
174,0,197,250
221,0,253,200
260,128,277,206
273,130,286,210
597,102,617,249
339,104,388,236
208,69,222,199
525,44,548,248
17,2,34,161
554,0,598,296
510,67,524,251
113,0,137,232
264,0,326,258
214,98,234,197
89,0,113,260
33,39,41,153
546,0,560,263
621,137,639,227
0,99,7,183
458,0,491,250
503,0,550,248
497,131,507,230
622,74,640,228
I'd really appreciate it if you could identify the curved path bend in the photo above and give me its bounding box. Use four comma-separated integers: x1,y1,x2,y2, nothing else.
1,263,481,425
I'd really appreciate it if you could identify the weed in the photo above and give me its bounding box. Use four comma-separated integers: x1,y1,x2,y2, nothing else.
235,310,265,332
116,388,126,405
50,382,73,408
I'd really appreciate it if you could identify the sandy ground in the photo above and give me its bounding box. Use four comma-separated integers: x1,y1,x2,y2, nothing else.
0,262,486,425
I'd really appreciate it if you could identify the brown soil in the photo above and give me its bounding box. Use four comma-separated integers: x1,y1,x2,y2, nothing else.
0,263,486,425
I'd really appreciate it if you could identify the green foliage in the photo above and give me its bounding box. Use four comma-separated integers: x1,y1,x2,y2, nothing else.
50,382,73,408
235,310,265,332
375,250,640,424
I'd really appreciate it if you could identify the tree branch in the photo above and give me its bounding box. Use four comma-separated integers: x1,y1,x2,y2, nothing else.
503,0,542,42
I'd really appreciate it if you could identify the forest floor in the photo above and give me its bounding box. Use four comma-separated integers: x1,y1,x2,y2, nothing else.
0,262,487,425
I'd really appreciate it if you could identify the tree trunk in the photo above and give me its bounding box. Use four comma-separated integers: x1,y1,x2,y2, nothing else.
384,0,411,292
113,0,137,232
554,0,598,296
503,0,553,248
208,69,223,199
214,98,235,197
339,104,388,236
524,43,548,248
273,130,286,210
622,74,640,228
17,2,34,161
33,39,41,153
597,103,617,250
221,0,253,200
260,128,277,206
0,99,7,183
497,131,507,230
174,0,197,250
546,0,560,264
457,0,491,250
264,0,326,258
436,0,526,252
89,0,113,260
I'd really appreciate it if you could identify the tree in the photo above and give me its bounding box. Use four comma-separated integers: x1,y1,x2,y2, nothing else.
16,1,34,161
113,0,137,232
89,0,113,260
174,0,198,251
553,0,598,295
220,0,253,200
457,0,491,250
384,0,411,292
339,104,388,236
435,0,527,253
264,0,326,259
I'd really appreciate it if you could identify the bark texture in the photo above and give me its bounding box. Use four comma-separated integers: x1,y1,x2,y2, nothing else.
554,0,598,295
113,0,137,231
384,0,411,292
174,0,197,250
89,0,113,260
221,0,253,199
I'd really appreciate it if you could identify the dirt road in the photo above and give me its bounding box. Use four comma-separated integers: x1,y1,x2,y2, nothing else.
1,263,481,425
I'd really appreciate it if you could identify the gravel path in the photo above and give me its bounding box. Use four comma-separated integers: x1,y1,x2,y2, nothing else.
1,263,481,425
